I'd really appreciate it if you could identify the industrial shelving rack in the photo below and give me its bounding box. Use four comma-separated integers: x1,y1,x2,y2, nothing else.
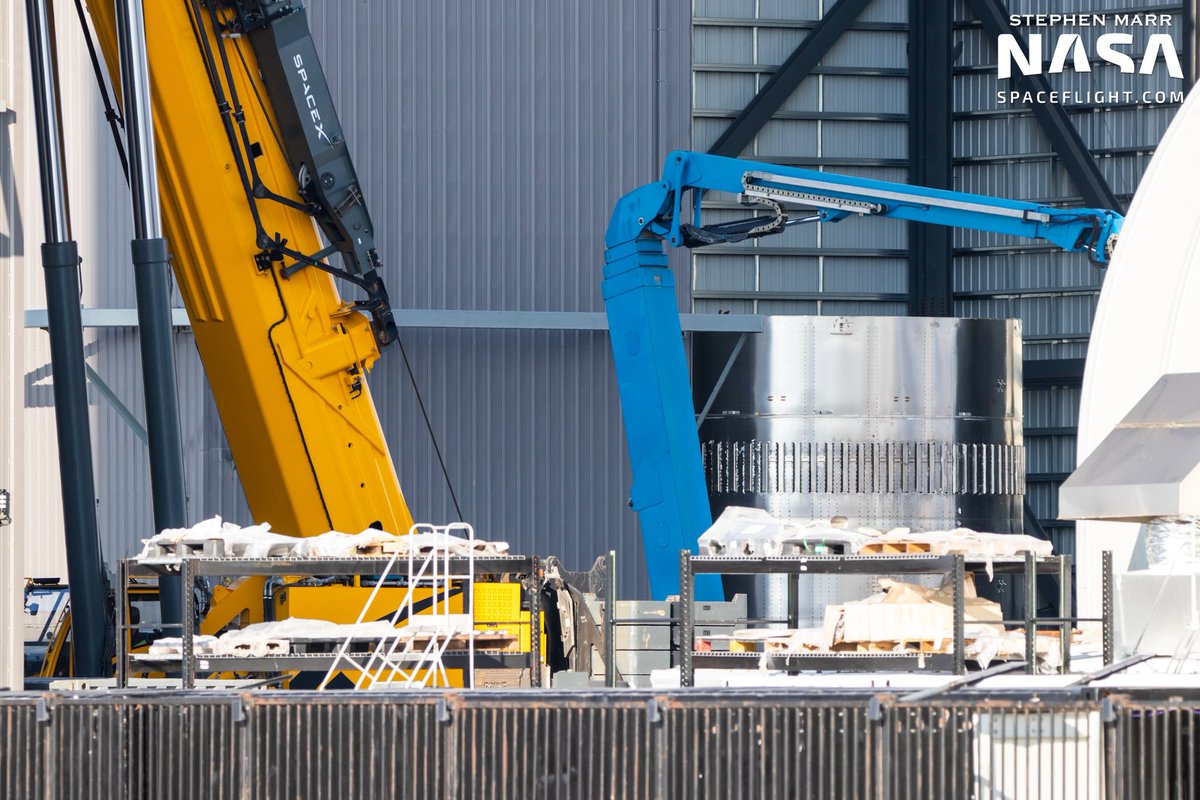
677,550,1116,687
117,554,541,688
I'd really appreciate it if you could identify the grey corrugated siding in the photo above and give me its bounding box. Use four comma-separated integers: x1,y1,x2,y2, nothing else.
693,0,1182,556
25,0,1179,596
17,0,692,599
17,0,138,579
301,0,693,595
91,332,240,564
691,0,912,317
952,0,1181,551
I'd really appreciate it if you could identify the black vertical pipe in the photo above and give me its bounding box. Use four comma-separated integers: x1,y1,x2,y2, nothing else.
26,0,110,677
1184,0,1200,91
908,0,955,316
128,238,185,623
116,0,186,623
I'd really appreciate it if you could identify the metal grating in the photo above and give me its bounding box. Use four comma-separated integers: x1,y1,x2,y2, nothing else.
703,440,1026,496
8,689,1195,799
1109,697,1200,800
244,695,443,800
663,695,875,799
0,697,44,800
452,693,653,799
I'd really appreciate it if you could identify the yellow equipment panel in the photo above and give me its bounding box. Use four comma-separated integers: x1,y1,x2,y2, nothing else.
277,584,532,689
276,585,464,623
473,582,533,652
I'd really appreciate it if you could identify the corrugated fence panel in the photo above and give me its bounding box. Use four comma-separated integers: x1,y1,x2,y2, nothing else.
9,690,1191,799
886,699,1103,800
662,693,875,799
452,692,653,799
0,697,44,800
126,698,240,800
1110,698,1200,800
245,694,443,800
44,695,239,800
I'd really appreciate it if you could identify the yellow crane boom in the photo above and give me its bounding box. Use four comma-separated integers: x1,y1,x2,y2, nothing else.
87,0,414,536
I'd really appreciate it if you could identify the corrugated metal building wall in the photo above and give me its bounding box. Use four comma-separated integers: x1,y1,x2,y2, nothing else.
11,0,1184,602
690,0,1182,557
13,0,237,580
952,0,1180,554
308,0,693,597
16,0,692,598
16,0,115,580
302,0,696,597
692,0,910,317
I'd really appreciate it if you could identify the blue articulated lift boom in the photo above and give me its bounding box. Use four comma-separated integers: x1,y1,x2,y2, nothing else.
604,150,1123,600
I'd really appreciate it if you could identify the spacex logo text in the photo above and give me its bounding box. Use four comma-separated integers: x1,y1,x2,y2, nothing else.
293,54,332,145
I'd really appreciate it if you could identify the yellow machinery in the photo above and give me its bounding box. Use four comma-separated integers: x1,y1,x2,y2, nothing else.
32,578,189,680
37,577,536,687
87,1,412,537
72,1,540,682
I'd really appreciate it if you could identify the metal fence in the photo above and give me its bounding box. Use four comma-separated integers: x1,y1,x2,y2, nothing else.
0,689,1194,799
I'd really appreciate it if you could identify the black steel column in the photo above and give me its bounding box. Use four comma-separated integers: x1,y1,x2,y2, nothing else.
1184,0,1200,91
26,0,109,677
605,549,617,688
908,0,955,316
116,0,186,623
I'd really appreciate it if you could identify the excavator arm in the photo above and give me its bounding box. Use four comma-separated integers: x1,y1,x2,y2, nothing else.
87,0,413,537
605,150,1123,598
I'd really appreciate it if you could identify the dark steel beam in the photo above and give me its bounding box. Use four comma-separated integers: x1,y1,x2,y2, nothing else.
908,0,954,316
1024,357,1086,386
967,0,1123,211
1185,0,1200,90
707,0,873,157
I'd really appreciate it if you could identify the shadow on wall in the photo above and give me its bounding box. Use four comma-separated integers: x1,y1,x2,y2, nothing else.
24,339,101,409
0,108,23,257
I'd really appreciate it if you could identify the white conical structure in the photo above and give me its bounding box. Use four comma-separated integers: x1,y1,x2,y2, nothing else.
1076,85,1200,618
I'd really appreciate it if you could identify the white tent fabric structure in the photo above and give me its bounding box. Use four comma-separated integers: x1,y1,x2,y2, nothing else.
1076,85,1200,618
